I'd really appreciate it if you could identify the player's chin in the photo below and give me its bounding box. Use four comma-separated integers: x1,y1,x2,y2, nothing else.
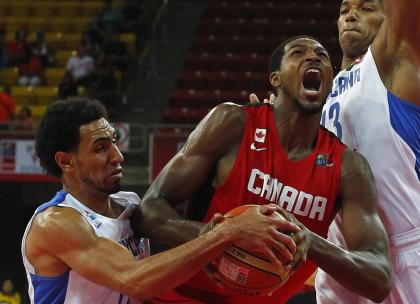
297,99,324,115
103,179,122,194
106,184,122,194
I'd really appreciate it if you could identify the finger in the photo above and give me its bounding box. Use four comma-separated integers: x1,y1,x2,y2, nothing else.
249,93,260,104
269,229,297,254
289,249,307,270
289,235,308,269
259,204,279,215
212,213,224,224
269,94,275,104
269,216,301,234
259,246,283,267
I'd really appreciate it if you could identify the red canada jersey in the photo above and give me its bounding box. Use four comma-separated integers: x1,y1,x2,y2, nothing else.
153,104,346,304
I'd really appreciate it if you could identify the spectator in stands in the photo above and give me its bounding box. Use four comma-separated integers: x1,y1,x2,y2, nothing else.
120,0,145,33
83,16,105,59
97,0,123,33
0,85,16,123
0,278,21,304
30,30,53,68
5,28,29,67
103,29,129,74
0,30,7,68
14,105,35,131
66,44,95,87
58,72,78,99
18,48,42,87
89,52,119,111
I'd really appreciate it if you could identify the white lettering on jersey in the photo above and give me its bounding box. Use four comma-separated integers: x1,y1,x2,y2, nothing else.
247,168,327,221
330,68,361,97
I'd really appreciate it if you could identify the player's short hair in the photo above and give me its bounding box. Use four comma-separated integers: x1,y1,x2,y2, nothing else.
268,35,322,74
35,96,108,177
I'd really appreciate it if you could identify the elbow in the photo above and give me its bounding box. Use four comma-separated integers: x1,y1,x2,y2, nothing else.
119,281,150,302
368,267,392,303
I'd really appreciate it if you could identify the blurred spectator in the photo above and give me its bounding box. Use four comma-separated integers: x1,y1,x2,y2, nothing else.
120,0,144,32
97,0,123,33
89,52,119,109
5,28,29,67
30,30,53,67
66,45,95,86
0,278,21,304
58,72,78,99
18,48,42,87
103,30,129,73
0,85,16,123
0,30,7,68
14,106,35,131
83,15,105,58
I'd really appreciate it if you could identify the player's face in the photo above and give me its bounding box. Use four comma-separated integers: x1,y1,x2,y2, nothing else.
338,0,385,58
71,118,124,195
276,38,333,113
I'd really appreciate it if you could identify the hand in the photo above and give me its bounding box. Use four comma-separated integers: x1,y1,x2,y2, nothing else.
199,213,224,236
217,205,300,267
249,93,275,105
279,211,312,270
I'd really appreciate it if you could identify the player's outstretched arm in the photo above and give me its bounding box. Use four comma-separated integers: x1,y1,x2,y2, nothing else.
132,103,247,246
27,205,298,301
372,0,420,103
298,150,391,302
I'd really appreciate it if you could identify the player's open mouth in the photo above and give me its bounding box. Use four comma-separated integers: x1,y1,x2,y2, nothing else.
302,67,322,93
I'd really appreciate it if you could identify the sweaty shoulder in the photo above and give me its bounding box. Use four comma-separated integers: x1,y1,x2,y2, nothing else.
184,103,246,156
28,206,94,258
25,206,96,275
199,102,246,133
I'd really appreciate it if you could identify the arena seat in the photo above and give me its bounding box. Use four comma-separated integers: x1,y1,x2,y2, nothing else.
15,104,47,120
43,68,66,86
0,68,19,86
11,86,36,106
163,107,191,124
33,86,59,105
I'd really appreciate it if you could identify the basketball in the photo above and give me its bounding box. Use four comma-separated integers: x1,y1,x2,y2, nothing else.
214,205,294,296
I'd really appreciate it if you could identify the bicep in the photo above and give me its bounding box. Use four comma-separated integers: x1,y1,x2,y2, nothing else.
339,151,388,252
37,210,137,292
143,103,245,206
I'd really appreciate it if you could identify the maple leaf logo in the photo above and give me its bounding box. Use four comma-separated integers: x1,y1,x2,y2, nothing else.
254,128,266,143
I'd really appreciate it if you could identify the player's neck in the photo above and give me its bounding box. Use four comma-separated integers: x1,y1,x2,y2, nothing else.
274,101,321,160
341,53,364,70
63,182,115,216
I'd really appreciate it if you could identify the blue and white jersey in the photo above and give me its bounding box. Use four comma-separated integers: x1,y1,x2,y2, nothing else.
321,47,420,240
22,190,149,304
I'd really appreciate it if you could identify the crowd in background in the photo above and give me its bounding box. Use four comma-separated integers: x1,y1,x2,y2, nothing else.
0,0,164,129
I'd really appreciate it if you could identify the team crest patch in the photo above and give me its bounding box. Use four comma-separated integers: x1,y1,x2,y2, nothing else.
254,128,266,143
315,154,333,167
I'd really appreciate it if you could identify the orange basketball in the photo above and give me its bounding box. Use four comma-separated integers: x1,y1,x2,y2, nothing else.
214,205,294,296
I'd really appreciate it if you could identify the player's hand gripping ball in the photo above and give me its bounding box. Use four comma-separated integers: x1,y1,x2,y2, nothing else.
214,205,295,296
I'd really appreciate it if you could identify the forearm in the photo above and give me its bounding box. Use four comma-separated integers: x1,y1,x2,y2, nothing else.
136,197,204,247
384,0,418,43
309,233,391,303
126,228,232,300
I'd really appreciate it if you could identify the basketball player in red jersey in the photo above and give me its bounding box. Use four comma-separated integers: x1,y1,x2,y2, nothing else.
133,36,392,303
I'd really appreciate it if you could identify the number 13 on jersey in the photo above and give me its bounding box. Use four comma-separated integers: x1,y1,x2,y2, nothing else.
321,102,343,140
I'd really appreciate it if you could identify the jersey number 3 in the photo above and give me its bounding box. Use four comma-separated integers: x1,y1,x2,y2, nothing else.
322,102,343,140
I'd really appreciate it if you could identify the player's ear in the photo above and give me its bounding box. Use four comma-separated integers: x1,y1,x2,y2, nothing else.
270,71,281,88
55,151,73,172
